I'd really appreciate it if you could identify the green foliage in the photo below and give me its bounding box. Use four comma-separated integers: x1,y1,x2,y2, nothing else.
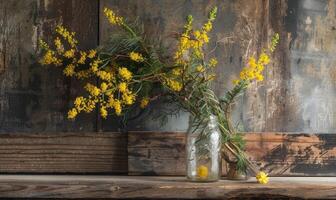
220,80,249,106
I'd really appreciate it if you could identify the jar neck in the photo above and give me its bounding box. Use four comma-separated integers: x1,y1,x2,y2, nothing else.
188,114,218,131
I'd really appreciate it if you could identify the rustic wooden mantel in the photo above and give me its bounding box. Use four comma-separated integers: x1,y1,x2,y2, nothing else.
0,176,335,199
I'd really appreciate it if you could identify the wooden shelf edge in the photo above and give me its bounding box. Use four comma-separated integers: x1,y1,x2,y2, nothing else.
0,175,335,199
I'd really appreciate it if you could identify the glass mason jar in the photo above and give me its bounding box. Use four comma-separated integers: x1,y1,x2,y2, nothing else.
186,114,222,182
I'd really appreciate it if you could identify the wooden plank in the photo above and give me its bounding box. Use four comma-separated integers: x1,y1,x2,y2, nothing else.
245,133,336,176
128,132,186,175
128,132,336,176
0,0,99,132
0,175,334,199
0,132,127,173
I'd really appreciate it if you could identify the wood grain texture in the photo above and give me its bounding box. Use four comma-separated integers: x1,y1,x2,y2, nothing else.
0,0,99,132
128,132,186,175
0,132,127,173
128,132,336,176
0,175,335,199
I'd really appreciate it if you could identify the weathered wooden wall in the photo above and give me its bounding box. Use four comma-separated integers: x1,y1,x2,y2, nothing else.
0,0,99,132
1,0,335,133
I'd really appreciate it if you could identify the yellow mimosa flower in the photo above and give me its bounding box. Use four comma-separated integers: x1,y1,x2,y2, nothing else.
129,52,144,62
140,97,150,108
256,171,269,184
104,8,123,25
118,67,132,81
67,108,78,119
100,107,108,118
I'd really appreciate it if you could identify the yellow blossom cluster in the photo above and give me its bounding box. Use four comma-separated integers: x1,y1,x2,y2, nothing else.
164,8,218,93
129,51,144,62
55,25,77,48
40,7,223,121
270,33,280,52
174,7,217,64
78,51,87,64
61,9,154,119
238,52,270,82
39,25,101,80
172,68,183,76
234,34,279,85
97,70,114,81
119,67,133,81
54,37,63,53
209,58,218,67
196,65,205,72
165,78,183,92
68,95,98,119
64,49,75,58
71,65,137,118
88,49,97,58
39,50,62,66
63,64,75,77
140,97,150,109
104,7,123,25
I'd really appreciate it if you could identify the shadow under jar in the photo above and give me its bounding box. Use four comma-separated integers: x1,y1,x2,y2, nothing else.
186,115,222,182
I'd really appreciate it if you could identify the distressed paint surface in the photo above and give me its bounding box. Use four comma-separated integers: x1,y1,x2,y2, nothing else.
285,0,336,132
0,0,98,132
1,0,336,133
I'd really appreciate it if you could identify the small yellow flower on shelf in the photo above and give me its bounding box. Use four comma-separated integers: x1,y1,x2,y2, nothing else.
256,171,269,184
197,165,209,179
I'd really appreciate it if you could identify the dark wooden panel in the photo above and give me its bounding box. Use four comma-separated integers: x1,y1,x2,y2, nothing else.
245,133,336,176
128,132,336,176
0,0,99,132
0,176,334,199
128,132,186,175
0,132,127,173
